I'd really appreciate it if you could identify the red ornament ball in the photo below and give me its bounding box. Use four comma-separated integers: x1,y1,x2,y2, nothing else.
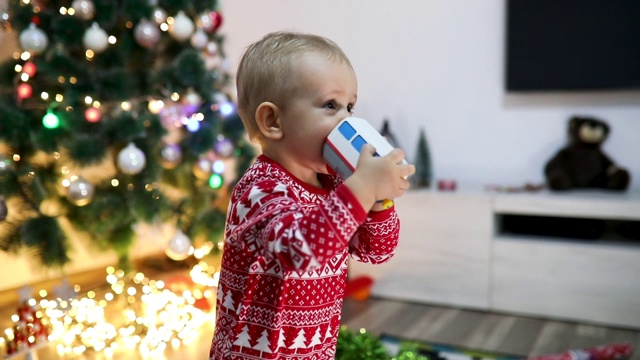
208,11,223,33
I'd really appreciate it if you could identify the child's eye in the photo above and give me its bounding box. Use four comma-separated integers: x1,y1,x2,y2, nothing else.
324,101,337,110
347,104,355,113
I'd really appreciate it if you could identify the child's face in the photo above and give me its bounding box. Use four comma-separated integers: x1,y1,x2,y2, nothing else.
277,53,357,183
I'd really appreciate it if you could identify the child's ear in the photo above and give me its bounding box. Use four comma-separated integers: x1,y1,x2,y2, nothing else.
255,102,283,140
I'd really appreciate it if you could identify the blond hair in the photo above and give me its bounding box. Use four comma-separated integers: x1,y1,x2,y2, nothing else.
236,31,353,140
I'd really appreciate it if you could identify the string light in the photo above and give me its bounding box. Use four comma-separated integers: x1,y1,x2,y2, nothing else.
17,83,32,99
208,173,223,189
42,110,60,129
22,62,37,76
84,107,101,122
212,160,224,174
3,267,217,358
219,102,234,117
185,116,200,132
148,99,164,114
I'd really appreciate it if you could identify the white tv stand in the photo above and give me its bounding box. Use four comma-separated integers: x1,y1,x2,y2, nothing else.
363,187,640,329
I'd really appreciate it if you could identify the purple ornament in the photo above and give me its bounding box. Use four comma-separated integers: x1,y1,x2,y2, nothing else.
160,143,182,169
214,137,234,158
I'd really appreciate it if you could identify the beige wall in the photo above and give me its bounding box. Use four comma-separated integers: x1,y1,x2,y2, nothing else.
0,30,17,60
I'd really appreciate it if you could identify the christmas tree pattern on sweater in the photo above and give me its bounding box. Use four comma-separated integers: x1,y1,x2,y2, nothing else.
209,155,400,359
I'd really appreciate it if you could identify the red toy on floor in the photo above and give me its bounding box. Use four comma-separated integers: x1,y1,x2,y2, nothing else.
529,342,633,360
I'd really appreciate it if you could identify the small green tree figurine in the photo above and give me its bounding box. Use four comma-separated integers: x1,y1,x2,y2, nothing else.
413,128,432,188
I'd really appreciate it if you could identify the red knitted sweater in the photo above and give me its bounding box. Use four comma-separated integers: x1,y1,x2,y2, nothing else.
209,155,400,359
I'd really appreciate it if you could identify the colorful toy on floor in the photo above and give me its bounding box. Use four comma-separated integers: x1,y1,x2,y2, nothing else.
529,342,633,360
344,275,374,301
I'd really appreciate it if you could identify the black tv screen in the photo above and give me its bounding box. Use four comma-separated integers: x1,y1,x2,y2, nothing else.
505,0,640,91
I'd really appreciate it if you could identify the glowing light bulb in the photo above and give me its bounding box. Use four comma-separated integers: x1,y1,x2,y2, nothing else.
43,111,60,129
23,62,37,76
85,107,101,122
17,83,33,99
148,99,164,114
219,102,234,116
208,173,223,189
212,160,224,174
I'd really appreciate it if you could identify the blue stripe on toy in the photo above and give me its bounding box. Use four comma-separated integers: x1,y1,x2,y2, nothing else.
338,121,357,140
351,135,367,152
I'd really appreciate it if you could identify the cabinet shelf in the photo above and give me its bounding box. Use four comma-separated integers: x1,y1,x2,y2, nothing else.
495,214,640,248
365,188,640,328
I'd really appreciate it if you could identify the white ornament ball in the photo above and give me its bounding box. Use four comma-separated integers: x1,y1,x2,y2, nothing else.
166,230,191,261
71,0,95,20
117,143,146,174
192,157,212,180
19,24,48,54
184,90,202,106
169,11,194,41
153,8,167,24
159,102,183,127
205,41,218,56
160,143,182,169
83,22,109,53
134,19,161,48
190,29,208,49
67,177,94,206
214,137,235,158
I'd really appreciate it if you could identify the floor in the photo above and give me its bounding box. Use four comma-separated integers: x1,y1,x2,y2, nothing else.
3,277,640,359
340,297,640,360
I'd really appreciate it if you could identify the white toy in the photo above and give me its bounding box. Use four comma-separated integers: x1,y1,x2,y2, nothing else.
323,117,407,209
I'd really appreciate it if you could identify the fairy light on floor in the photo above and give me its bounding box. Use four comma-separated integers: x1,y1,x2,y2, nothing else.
2,266,218,358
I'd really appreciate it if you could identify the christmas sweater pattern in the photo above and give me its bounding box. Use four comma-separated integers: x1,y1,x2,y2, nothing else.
209,155,400,360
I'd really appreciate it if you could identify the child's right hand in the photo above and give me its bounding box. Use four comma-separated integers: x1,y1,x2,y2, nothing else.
344,144,416,212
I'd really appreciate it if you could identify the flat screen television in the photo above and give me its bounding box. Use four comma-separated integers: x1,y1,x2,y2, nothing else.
505,0,640,92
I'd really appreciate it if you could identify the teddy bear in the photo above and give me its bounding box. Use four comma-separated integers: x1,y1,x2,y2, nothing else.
544,116,630,191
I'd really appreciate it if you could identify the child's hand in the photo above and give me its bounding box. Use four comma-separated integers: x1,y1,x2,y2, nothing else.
344,144,415,212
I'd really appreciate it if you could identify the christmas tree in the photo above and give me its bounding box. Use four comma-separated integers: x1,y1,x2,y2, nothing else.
413,128,432,188
0,0,254,269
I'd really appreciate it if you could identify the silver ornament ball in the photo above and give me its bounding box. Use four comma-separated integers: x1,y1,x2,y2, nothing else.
160,143,182,169
83,23,109,53
169,11,194,41
117,143,147,175
71,0,95,20
134,19,161,48
19,24,49,54
153,8,167,24
166,231,191,261
67,177,94,206
193,157,212,180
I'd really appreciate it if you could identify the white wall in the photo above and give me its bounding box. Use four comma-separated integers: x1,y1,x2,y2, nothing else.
219,0,640,191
